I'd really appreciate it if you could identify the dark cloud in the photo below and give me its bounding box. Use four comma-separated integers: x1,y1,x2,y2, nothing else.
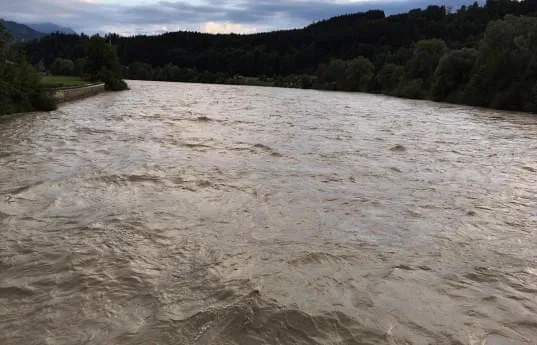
119,0,441,27
0,0,476,34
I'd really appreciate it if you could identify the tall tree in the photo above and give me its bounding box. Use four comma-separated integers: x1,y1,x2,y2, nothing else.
0,23,55,115
85,35,128,90
344,56,374,91
431,48,477,101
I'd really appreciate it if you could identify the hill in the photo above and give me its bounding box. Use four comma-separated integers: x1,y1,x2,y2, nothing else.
0,19,45,41
20,0,537,113
108,0,528,75
27,23,76,35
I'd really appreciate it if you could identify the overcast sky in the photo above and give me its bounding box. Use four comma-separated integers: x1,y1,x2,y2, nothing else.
1,0,468,35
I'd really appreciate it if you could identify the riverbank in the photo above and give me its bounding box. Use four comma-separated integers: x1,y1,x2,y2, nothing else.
40,75,90,89
44,83,106,104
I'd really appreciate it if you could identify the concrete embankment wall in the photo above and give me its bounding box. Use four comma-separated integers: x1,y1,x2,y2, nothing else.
45,83,106,103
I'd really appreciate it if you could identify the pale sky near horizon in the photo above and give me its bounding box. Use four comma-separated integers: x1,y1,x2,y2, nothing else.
1,0,467,35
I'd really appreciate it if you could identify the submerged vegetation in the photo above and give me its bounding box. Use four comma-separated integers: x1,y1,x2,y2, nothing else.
14,0,537,113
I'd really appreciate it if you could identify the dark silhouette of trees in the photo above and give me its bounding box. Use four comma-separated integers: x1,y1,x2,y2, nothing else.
85,35,128,90
19,0,537,112
431,48,477,101
50,58,75,76
0,23,55,115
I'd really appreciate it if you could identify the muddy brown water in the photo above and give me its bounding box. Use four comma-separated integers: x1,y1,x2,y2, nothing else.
1,81,537,345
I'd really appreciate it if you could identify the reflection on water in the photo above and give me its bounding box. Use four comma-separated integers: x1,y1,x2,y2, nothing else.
1,81,536,345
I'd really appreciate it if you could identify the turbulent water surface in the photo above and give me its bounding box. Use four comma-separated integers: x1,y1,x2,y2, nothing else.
1,81,537,345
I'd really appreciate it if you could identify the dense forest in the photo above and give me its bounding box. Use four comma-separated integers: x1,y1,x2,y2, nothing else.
0,23,128,115
20,0,537,112
0,24,55,114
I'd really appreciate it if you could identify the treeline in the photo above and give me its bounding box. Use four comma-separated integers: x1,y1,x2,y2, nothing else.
314,13,537,112
20,0,537,112
34,36,128,91
316,15,537,113
84,36,128,91
0,24,55,115
0,27,129,115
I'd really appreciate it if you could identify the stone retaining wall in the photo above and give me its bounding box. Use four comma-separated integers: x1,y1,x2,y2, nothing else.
46,83,106,103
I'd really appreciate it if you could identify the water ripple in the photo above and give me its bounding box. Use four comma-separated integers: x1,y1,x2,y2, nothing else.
0,81,536,344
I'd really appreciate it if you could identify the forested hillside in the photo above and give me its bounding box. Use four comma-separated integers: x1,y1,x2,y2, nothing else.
0,21,127,116
0,23,55,114
27,23,76,35
0,19,45,41
21,0,537,112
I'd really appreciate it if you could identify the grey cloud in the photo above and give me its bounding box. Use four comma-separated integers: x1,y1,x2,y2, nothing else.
121,0,400,26
0,0,122,33
0,0,477,34
117,0,453,28
222,0,476,23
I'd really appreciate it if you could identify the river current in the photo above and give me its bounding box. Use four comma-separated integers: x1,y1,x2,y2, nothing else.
1,81,536,345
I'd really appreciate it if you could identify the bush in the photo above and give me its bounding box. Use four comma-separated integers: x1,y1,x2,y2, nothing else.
32,92,58,111
50,58,75,76
396,79,426,99
105,78,129,91
86,36,129,92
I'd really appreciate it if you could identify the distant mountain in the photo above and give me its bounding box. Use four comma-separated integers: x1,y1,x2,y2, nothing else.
0,19,45,41
28,23,76,35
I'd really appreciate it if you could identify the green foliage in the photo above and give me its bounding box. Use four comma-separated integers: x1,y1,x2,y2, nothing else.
344,57,374,92
0,23,56,115
128,61,154,80
398,79,426,99
375,64,405,95
32,92,58,111
17,0,537,113
407,40,448,79
74,58,86,76
317,57,374,91
466,15,537,110
50,57,75,75
404,39,449,96
104,78,129,91
431,48,477,101
40,75,88,88
317,59,346,90
85,35,128,91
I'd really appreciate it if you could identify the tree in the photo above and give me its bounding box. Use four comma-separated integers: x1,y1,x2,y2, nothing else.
405,39,449,82
85,35,128,90
0,23,55,115
465,16,537,109
431,48,477,101
74,58,86,77
128,61,154,80
466,19,516,107
318,59,347,90
50,58,75,75
375,63,404,94
344,56,374,91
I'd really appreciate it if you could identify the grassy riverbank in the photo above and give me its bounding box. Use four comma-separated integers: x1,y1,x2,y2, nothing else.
40,76,90,89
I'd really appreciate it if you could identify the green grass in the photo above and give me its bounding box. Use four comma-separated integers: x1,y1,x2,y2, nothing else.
40,75,89,89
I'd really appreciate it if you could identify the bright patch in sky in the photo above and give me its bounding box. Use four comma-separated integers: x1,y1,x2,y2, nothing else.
201,21,257,34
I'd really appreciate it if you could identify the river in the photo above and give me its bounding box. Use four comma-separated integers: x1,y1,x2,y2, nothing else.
1,80,536,345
